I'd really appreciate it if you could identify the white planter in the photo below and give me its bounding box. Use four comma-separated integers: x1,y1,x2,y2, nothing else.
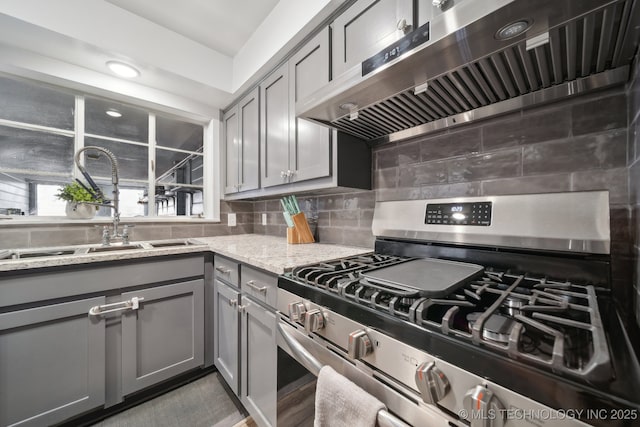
65,202,96,219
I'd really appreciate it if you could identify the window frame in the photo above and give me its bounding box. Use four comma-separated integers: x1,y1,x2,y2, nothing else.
0,77,219,222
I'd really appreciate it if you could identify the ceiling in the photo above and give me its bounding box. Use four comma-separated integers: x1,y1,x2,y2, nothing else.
105,0,280,57
0,0,339,118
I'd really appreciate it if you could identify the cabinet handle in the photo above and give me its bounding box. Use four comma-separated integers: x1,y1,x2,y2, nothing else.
89,297,144,316
216,266,231,274
280,170,287,179
246,280,267,294
228,299,238,307
238,305,246,313
397,18,412,33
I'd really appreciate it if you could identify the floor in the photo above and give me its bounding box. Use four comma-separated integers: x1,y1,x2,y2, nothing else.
90,372,247,427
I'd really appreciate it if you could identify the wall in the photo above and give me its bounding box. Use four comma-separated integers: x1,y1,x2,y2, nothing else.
253,85,633,319
629,56,640,327
0,201,253,249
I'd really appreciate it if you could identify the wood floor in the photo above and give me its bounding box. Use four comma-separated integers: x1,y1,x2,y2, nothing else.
90,372,246,427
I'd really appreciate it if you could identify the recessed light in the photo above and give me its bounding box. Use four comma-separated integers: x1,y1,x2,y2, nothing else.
106,61,140,78
495,20,533,40
106,109,122,118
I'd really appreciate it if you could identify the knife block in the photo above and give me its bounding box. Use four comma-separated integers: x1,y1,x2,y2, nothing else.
288,212,315,244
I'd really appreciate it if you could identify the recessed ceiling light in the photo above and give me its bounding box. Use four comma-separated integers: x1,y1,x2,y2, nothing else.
106,61,140,78
495,20,533,40
106,109,122,118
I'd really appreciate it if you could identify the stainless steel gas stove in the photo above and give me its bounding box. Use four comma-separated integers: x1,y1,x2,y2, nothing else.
276,191,640,427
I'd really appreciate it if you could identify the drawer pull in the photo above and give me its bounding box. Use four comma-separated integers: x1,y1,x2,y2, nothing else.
246,280,267,294
228,299,238,307
215,266,231,274
89,297,144,316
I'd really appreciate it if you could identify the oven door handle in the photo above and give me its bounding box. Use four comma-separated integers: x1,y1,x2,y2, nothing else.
276,322,411,427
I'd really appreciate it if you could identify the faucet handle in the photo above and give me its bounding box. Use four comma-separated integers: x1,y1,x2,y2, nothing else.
122,224,134,245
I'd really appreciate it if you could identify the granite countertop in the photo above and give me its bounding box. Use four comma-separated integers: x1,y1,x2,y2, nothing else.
0,234,372,274
197,234,372,274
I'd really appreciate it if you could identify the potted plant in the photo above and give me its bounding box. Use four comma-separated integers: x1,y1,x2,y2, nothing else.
55,182,103,219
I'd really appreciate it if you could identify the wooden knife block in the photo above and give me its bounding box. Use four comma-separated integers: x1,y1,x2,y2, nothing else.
287,212,315,244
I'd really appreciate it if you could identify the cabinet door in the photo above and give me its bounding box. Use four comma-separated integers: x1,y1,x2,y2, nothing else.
289,27,331,183
260,63,291,188
121,280,204,396
239,88,260,192
214,279,240,394
223,106,240,194
241,297,277,427
332,0,413,78
0,297,106,427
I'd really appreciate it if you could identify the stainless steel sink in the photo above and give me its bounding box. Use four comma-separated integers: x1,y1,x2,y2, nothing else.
1,239,204,261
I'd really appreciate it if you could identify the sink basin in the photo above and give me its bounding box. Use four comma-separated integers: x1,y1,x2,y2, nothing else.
1,239,203,262
86,244,144,253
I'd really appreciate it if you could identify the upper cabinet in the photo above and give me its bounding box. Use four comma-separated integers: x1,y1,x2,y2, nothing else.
224,88,260,195
332,0,414,78
261,28,332,189
289,27,331,184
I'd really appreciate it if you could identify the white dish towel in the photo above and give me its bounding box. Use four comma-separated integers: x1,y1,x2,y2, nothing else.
314,365,386,427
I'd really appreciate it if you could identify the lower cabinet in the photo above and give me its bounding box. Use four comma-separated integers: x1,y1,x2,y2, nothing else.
0,297,106,427
121,279,205,395
214,279,241,394
213,261,278,427
241,297,277,427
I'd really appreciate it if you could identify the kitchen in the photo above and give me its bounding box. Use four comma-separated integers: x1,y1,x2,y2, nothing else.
0,0,639,426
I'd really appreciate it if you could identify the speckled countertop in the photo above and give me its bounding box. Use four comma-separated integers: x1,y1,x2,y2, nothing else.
197,234,372,274
0,234,371,274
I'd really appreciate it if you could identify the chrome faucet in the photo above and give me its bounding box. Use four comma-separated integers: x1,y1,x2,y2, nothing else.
74,146,126,245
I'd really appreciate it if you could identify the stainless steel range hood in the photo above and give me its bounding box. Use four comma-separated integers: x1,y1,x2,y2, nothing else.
297,0,639,143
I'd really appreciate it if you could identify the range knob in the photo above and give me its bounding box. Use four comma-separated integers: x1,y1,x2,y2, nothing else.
462,385,505,427
348,329,372,359
415,362,450,404
288,302,306,322
304,309,325,333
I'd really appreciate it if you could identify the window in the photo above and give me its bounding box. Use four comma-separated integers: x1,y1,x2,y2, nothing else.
0,74,212,219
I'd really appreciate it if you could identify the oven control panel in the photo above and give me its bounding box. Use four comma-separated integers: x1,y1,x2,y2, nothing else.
425,202,492,226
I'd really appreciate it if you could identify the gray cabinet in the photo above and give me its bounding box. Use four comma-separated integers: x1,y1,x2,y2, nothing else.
121,279,205,395
260,63,291,188
332,0,413,78
0,296,106,427
240,297,277,427
288,27,331,183
214,279,240,394
224,88,260,194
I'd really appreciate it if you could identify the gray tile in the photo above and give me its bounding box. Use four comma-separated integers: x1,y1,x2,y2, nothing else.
252,224,266,235
630,160,640,205
265,200,281,212
343,191,375,210
317,195,345,211
225,201,253,213
204,224,231,237
448,149,521,183
374,168,398,190
482,174,571,196
396,141,421,165
375,146,398,169
359,209,375,229
268,212,286,226
128,226,172,241
30,228,88,247
344,229,375,249
421,182,482,199
317,211,331,227
522,131,627,175
253,201,266,212
236,213,254,224
317,227,345,245
170,225,204,238
0,230,29,248
482,108,570,151
420,128,481,161
571,168,628,205
631,116,640,165
331,210,359,227
265,224,286,237
399,161,448,187
375,187,423,201
572,94,627,136
610,207,631,244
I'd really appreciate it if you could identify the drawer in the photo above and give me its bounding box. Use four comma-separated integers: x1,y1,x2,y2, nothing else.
241,265,277,308
214,255,239,287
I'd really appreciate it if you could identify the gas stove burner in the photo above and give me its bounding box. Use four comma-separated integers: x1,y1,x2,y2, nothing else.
467,312,519,344
503,295,526,316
